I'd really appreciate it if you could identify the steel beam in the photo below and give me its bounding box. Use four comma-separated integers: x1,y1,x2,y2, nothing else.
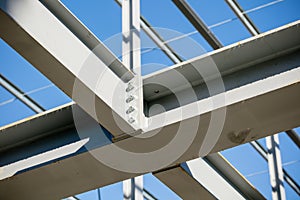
115,0,182,64
117,5,244,198
172,0,222,49
266,135,286,200
1,71,300,199
226,2,287,197
225,0,260,35
250,141,300,195
154,163,216,200
123,176,143,200
0,74,45,113
154,154,265,200
285,130,300,148
0,0,136,137
123,7,263,198
65,196,80,200
0,103,140,199
40,0,134,82
1,22,300,199
122,0,144,199
143,189,157,200
143,21,300,111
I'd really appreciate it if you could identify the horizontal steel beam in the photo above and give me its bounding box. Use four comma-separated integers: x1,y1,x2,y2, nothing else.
143,20,300,111
204,154,266,199
0,0,136,137
154,154,265,200
1,18,300,199
0,103,139,199
154,163,216,200
1,64,300,198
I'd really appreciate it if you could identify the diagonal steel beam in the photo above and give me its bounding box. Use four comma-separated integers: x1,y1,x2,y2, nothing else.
0,3,300,196
172,0,223,49
225,0,260,35
0,74,45,113
40,0,134,82
154,154,266,200
285,130,300,149
0,0,136,137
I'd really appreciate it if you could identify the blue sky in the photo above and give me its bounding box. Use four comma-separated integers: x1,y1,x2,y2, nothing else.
0,0,300,199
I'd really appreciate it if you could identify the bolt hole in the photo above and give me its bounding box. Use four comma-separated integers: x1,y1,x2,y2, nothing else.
154,90,159,94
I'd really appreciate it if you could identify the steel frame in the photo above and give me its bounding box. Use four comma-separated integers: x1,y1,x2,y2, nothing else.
0,0,300,199
223,2,290,198
121,0,143,199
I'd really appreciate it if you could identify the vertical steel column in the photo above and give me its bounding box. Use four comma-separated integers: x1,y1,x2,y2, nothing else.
266,135,286,200
123,176,143,200
122,0,143,200
122,0,144,128
116,0,182,64
250,141,300,195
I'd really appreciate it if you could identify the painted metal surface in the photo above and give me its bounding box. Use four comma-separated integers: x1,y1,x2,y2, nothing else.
0,0,300,198
0,0,136,137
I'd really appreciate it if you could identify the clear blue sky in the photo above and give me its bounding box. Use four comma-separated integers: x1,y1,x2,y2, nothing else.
0,0,299,199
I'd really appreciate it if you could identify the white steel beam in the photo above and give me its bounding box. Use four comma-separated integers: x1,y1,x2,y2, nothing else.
285,130,300,148
184,158,244,199
226,2,287,197
0,74,44,113
122,0,144,199
225,0,260,36
0,0,136,137
154,154,265,200
143,20,300,106
266,135,286,200
154,163,216,200
40,0,134,82
0,21,300,199
115,0,182,64
0,69,300,198
172,0,222,49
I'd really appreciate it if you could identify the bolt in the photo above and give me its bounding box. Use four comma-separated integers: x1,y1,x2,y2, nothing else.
126,95,135,103
126,83,134,92
126,106,135,114
128,117,135,124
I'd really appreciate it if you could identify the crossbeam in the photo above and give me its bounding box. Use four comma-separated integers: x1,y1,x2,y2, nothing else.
154,154,265,200
1,21,300,198
1,0,300,198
